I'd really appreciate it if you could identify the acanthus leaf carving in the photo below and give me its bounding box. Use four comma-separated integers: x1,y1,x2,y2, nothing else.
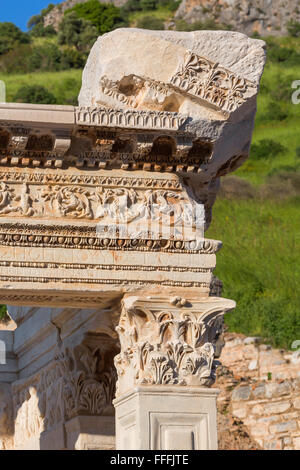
170,50,256,114
114,298,234,395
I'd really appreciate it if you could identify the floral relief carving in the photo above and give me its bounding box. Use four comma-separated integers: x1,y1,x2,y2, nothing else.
59,344,117,420
170,51,256,113
114,299,230,395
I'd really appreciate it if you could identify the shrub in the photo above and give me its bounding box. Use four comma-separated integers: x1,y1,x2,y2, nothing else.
141,0,158,10
267,171,300,193
77,24,99,51
267,44,300,66
259,171,300,200
13,85,57,104
60,48,85,69
27,43,62,72
219,176,255,200
121,0,179,15
264,101,288,121
158,0,181,12
175,20,191,31
121,0,143,14
250,139,286,160
251,31,261,39
136,15,165,29
287,19,300,37
0,44,34,74
269,75,295,102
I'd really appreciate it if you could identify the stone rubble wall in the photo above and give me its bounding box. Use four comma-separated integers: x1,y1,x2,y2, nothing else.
217,333,300,450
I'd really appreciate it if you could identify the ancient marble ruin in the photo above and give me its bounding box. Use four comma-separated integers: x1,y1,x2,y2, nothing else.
0,29,266,450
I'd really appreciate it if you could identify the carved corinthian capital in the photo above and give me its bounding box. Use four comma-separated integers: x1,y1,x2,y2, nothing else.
114,295,235,396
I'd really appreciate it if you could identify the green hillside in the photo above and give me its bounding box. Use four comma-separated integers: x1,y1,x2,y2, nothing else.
206,37,300,348
2,69,82,105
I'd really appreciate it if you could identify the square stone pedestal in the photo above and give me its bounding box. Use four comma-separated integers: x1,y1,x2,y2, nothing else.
114,386,219,450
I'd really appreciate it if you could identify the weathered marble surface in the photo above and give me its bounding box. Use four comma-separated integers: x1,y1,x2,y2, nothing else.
79,29,266,112
0,28,266,450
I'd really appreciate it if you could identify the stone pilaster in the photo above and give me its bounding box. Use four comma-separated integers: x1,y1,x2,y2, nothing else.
114,386,219,450
114,294,235,449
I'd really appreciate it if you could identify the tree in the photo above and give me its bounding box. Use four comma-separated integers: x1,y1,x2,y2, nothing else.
29,23,56,38
68,0,127,34
58,12,98,52
0,22,29,55
60,48,85,69
27,3,55,29
27,3,56,38
157,0,180,11
137,16,165,30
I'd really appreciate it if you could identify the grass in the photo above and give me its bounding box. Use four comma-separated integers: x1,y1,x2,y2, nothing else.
206,197,300,349
235,63,300,185
210,48,300,348
128,6,174,25
0,69,82,105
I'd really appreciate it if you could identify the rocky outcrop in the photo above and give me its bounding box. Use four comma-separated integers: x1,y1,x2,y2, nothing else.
44,0,127,31
175,0,300,36
44,0,300,35
217,333,300,450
